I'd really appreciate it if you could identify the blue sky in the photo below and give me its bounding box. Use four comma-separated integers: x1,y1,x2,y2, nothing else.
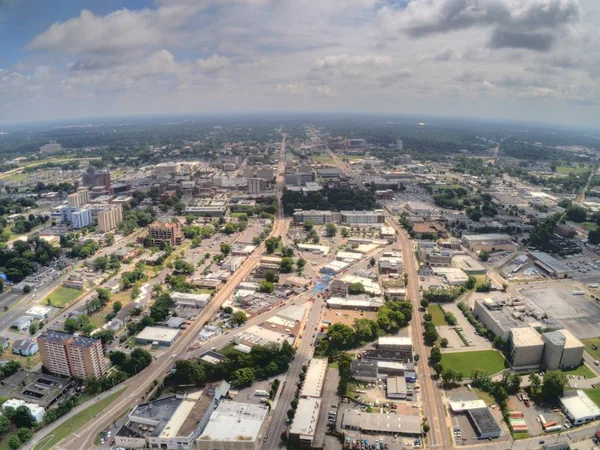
1,0,600,127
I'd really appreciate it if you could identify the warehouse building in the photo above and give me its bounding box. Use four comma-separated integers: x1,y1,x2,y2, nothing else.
378,336,413,353
341,409,421,436
300,359,328,398
289,398,321,447
559,390,600,425
452,255,487,275
467,407,502,439
529,251,574,279
542,329,585,370
386,376,407,399
461,234,516,253
135,327,180,347
509,327,545,369
171,292,211,308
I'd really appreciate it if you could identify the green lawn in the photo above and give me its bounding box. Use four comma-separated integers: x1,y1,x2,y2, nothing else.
33,388,127,450
427,304,447,326
194,288,214,295
431,183,461,193
45,286,83,308
473,387,496,405
583,338,600,361
584,388,600,408
561,364,596,379
312,154,334,164
556,165,589,174
513,432,530,440
441,350,507,376
90,290,133,329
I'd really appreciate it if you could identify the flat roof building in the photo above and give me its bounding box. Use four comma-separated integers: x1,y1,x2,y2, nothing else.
196,401,268,450
135,326,180,347
148,221,183,247
453,255,487,275
462,234,515,253
529,251,574,279
327,295,384,311
542,329,585,370
386,376,407,399
467,407,502,439
300,359,328,398
289,398,321,447
171,292,211,308
509,327,544,369
378,336,412,353
559,390,600,425
341,409,421,436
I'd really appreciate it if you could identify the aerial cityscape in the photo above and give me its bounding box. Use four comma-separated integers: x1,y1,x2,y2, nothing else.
2,1,600,450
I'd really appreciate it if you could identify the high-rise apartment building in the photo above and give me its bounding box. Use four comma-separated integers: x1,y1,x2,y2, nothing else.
71,208,92,229
148,221,183,247
38,331,107,380
247,177,268,194
67,189,90,208
97,206,123,232
82,166,111,190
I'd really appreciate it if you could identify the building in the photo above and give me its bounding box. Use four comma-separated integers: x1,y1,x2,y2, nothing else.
432,267,469,285
222,256,244,272
386,376,407,399
117,383,230,450
11,316,32,331
398,154,412,165
198,325,222,342
326,295,384,311
114,247,137,261
378,336,413,353
379,256,403,274
289,398,321,447
452,255,487,275
340,210,385,225
297,243,330,255
417,241,453,267
247,177,268,194
345,138,367,149
67,189,90,208
38,331,107,379
71,208,92,229
559,390,600,425
542,329,585,370
183,206,226,217
40,141,62,153
12,339,38,356
82,166,111,190
467,407,502,439
509,327,545,369
171,292,211,308
26,306,52,320
292,209,335,225
330,275,381,296
148,221,183,247
341,409,421,436
97,206,123,232
234,325,294,348
529,251,574,279
135,326,180,347
197,400,269,450
2,399,45,423
396,140,404,151
300,358,328,398
461,234,515,253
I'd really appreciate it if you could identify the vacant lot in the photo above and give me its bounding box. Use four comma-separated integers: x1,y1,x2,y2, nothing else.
427,304,447,326
322,308,377,328
45,286,83,308
584,387,600,407
312,154,334,164
441,350,506,376
90,290,133,328
556,165,589,174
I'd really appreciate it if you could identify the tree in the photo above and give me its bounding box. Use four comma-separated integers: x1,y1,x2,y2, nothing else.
423,424,430,433
303,220,314,231
440,338,449,348
0,415,10,436
465,275,476,290
264,270,278,283
231,311,248,326
423,323,439,346
174,259,194,275
258,281,274,293
479,250,490,262
97,288,111,304
508,373,521,395
109,351,128,367
327,323,356,349
22,285,31,294
8,436,20,450
231,367,256,387
28,322,38,335
63,317,79,334
296,258,306,273
347,282,365,295
541,371,567,402
529,373,542,398
13,405,36,428
113,301,122,313
325,223,337,237
93,256,108,271
94,329,115,345
17,427,33,442
566,204,587,223
220,243,231,257
265,237,279,254
429,346,442,364
104,233,115,246
282,246,294,257
420,299,429,309
280,257,294,273
341,227,349,237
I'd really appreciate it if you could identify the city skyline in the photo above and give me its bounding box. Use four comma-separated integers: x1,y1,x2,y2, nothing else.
1,0,600,127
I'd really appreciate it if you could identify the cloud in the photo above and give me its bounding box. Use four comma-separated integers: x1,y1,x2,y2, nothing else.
313,54,393,71
378,0,579,52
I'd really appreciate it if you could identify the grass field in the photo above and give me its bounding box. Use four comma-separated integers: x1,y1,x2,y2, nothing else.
584,388,600,407
90,290,133,329
583,338,600,361
427,304,447,326
33,387,127,450
431,183,461,193
3,342,41,369
561,364,596,379
441,350,507,376
45,286,83,308
513,432,530,440
556,165,589,174
312,154,334,164
473,387,496,405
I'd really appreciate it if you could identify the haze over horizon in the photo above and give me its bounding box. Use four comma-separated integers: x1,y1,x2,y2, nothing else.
1,0,600,127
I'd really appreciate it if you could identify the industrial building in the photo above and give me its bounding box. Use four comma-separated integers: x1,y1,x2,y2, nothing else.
529,251,574,279
37,331,107,380
326,295,384,311
196,400,269,450
508,327,545,369
300,358,328,398
135,326,181,347
541,329,585,370
431,267,469,285
330,275,381,296
461,234,516,253
449,400,501,439
289,398,321,447
350,360,416,383
234,325,294,348
147,221,184,246
378,337,413,353
452,255,487,275
386,376,407,399
341,409,421,436
559,390,600,425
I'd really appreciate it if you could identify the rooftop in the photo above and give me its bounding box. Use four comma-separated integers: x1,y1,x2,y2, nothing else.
462,233,512,242
198,400,268,442
468,407,502,435
560,390,600,419
38,330,99,347
289,398,321,438
529,251,572,273
341,409,421,435
136,326,180,343
510,327,544,347
300,359,328,398
378,336,412,348
386,376,407,395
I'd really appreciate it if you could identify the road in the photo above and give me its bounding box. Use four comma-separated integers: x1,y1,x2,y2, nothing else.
386,211,453,449
575,162,598,204
53,134,290,449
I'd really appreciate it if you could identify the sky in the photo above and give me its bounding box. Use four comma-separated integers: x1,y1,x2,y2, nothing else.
1,0,600,127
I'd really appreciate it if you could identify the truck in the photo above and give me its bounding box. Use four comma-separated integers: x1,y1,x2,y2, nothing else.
572,290,585,295
254,390,269,397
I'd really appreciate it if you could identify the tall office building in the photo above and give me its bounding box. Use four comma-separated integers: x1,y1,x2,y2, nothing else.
38,331,107,380
396,139,403,151
67,189,90,208
82,166,111,190
71,208,92,229
148,221,183,246
247,177,267,194
97,206,123,232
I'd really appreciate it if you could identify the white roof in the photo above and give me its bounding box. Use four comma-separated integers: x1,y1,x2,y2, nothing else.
510,327,544,347
560,390,600,420
136,326,180,342
378,336,412,347
327,296,384,309
290,398,321,438
300,359,328,398
2,399,45,416
198,401,268,442
336,251,363,261
449,400,487,412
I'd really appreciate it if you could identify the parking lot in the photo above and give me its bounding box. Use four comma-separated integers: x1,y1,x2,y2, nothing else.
522,286,600,339
439,302,493,353
231,378,275,405
507,393,566,437
563,254,600,279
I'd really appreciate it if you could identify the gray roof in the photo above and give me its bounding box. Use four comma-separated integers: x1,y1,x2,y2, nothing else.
130,396,182,437
342,409,421,435
38,330,99,347
468,407,501,436
13,339,36,353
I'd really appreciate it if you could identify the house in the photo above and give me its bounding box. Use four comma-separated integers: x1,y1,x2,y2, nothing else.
114,247,137,261
11,316,32,331
12,339,39,356
0,337,9,350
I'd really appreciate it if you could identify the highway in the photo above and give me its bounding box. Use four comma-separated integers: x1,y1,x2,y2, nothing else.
51,134,290,449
